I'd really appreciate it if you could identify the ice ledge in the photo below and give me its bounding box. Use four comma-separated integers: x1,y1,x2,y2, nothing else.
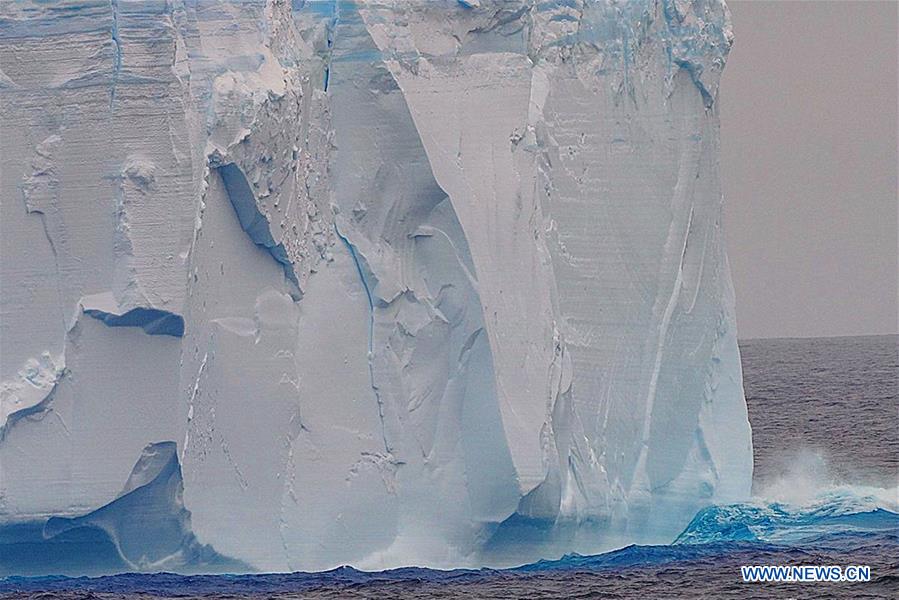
79,292,185,337
0,353,65,439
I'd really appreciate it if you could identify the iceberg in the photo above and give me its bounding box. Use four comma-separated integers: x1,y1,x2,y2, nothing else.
0,0,752,574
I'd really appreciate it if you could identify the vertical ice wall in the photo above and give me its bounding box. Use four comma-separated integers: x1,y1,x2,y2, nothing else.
0,0,751,574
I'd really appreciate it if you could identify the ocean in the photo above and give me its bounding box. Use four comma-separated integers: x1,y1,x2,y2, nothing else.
2,335,897,599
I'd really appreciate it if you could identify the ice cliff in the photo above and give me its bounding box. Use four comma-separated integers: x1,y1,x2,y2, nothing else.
0,0,752,574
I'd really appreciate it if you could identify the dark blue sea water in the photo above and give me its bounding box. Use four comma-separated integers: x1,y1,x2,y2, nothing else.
2,335,897,599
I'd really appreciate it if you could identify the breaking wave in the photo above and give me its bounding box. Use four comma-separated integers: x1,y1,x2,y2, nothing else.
519,479,898,572
674,487,897,546
675,447,897,547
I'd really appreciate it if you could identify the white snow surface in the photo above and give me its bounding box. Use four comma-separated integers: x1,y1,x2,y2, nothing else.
0,0,751,573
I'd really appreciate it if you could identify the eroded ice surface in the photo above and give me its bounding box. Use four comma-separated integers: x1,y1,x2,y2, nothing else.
0,0,751,574
0,442,245,575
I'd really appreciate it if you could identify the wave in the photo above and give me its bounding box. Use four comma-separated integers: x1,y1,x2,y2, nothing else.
517,482,898,572
675,486,898,546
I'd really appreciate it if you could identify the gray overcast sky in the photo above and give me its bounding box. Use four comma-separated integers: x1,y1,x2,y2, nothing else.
721,0,898,339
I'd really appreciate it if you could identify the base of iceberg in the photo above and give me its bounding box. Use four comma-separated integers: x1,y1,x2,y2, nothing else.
1,484,895,585
2,435,894,578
